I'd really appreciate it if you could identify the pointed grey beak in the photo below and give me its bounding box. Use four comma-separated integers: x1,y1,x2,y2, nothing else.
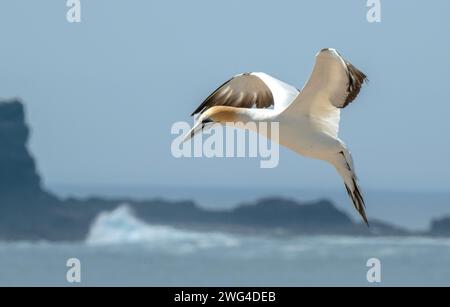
182,122,203,143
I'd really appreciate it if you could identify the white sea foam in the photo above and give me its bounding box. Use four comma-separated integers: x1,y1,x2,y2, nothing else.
86,205,239,253
84,204,450,258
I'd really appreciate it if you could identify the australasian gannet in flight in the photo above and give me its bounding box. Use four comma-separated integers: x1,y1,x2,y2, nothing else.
184,48,369,225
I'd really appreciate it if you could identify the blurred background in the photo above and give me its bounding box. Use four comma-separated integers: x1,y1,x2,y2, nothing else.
0,0,449,286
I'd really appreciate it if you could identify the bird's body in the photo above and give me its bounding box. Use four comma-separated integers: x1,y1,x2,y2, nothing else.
185,48,369,225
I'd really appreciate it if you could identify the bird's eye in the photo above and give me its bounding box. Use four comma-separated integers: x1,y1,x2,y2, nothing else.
201,118,213,125
201,118,213,129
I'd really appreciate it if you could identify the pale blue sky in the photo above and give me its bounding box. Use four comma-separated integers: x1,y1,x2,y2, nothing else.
0,1,449,191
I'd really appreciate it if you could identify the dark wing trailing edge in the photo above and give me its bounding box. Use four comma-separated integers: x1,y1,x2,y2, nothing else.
191,73,274,116
293,49,368,116
342,61,368,108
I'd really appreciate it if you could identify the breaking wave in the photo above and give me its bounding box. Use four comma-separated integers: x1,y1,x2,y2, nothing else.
86,205,239,253
85,205,450,258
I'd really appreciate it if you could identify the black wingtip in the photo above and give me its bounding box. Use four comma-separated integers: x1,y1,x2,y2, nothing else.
345,183,370,227
191,109,202,117
357,201,370,227
361,210,370,228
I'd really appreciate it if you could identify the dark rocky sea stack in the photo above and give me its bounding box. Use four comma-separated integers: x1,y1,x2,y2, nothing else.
429,217,450,236
0,100,42,196
0,100,420,241
0,100,93,241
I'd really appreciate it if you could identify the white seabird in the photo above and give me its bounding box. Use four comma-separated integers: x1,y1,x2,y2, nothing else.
185,48,369,225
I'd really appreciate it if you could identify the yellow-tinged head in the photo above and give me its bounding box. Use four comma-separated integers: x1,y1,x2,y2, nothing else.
199,106,240,123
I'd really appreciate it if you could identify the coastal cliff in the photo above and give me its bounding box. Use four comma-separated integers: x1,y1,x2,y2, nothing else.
0,99,446,241
430,217,450,236
0,100,41,195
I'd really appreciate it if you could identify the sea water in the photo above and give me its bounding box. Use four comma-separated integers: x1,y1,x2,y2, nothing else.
0,206,449,287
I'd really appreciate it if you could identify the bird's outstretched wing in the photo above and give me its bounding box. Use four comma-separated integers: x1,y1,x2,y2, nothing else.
191,72,299,116
286,48,368,137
